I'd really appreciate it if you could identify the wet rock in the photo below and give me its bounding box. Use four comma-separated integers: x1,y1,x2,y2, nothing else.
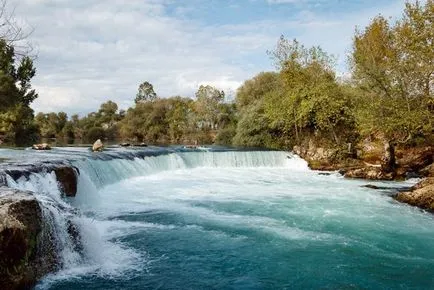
67,220,82,253
32,143,51,150
184,145,198,149
344,167,395,180
92,139,103,152
120,143,130,147
0,187,56,289
318,173,332,176
54,167,78,197
361,184,391,190
395,178,434,211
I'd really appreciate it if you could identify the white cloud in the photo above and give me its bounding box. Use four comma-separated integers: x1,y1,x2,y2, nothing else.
7,0,409,116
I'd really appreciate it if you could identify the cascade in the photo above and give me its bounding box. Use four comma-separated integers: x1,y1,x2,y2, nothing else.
1,148,307,281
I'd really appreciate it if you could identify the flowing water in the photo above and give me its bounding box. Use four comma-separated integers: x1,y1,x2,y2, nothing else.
2,147,434,289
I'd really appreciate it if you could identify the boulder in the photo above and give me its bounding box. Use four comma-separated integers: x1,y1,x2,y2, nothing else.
54,167,78,197
119,143,131,147
395,178,434,211
92,139,103,152
0,187,57,289
32,143,51,150
395,146,433,178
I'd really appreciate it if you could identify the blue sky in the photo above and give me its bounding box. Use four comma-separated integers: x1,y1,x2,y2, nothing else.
10,0,412,115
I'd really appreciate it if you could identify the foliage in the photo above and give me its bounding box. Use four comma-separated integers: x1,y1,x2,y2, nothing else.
233,72,281,147
135,81,157,103
195,85,225,130
0,39,38,145
350,0,433,144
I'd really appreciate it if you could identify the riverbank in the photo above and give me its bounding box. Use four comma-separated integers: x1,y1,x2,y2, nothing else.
294,139,434,211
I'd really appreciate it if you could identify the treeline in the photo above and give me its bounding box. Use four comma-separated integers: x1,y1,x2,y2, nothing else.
1,0,433,168
34,84,237,145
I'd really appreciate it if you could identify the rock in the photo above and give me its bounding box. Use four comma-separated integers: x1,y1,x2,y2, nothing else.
0,187,56,289
32,143,51,150
361,184,390,190
420,163,434,177
395,146,433,178
92,139,103,152
405,171,421,179
395,178,434,211
54,167,78,197
318,173,332,176
120,143,131,147
184,145,198,149
338,169,347,175
137,143,148,147
67,220,82,252
344,167,395,180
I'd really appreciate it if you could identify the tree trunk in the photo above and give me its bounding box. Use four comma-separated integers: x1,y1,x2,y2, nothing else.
381,140,396,173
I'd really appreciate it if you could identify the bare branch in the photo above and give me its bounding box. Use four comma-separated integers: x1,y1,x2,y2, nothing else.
0,0,36,58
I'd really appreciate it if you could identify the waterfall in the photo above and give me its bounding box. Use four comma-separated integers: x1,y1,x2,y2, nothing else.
2,149,309,277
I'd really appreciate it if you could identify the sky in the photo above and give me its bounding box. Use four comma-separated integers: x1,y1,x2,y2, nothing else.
9,0,412,115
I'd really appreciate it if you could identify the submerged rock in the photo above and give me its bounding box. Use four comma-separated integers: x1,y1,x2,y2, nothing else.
361,184,391,190
0,187,57,289
92,139,103,152
54,167,78,197
32,143,51,150
395,178,434,211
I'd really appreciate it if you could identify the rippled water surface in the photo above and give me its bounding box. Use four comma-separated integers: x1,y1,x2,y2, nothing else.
3,148,434,289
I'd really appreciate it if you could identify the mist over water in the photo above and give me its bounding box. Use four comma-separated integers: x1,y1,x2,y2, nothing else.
4,148,434,289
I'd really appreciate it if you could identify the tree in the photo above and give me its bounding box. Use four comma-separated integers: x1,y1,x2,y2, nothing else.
0,38,38,145
262,36,357,152
351,0,433,172
135,81,157,103
233,72,281,147
195,85,225,130
236,72,280,109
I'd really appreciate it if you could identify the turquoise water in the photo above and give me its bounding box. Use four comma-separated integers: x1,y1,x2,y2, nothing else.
4,149,434,289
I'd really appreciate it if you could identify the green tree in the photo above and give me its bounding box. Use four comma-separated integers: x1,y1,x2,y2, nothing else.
195,85,225,130
351,0,433,172
233,72,280,147
0,39,38,145
135,81,157,103
263,36,357,153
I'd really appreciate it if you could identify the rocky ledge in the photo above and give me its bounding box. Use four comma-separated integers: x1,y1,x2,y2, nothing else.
395,164,434,211
0,187,57,289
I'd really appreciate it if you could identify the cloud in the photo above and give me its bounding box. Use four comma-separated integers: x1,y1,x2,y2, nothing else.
267,0,299,3
8,0,409,115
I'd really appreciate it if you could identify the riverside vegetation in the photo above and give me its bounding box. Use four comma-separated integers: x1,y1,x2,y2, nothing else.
0,1,433,198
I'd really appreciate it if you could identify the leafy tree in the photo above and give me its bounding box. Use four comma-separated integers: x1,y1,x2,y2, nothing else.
264,36,357,152
195,85,225,130
233,100,276,147
85,126,105,142
165,97,195,143
135,81,157,103
236,72,280,109
0,39,38,145
350,0,433,172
